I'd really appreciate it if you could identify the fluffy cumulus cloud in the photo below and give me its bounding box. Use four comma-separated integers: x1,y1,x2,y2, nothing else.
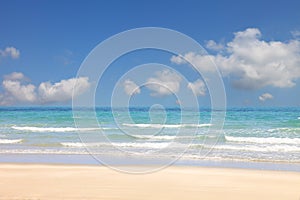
206,40,224,51
4,72,27,81
0,47,20,59
123,79,141,96
170,54,185,64
171,52,217,72
187,79,206,96
1,73,36,103
3,79,37,103
259,93,273,102
0,72,90,105
38,77,90,103
146,70,182,96
171,28,300,90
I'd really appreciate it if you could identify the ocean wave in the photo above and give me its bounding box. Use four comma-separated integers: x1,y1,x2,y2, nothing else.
225,135,300,145
10,124,212,133
11,126,114,132
131,135,177,140
62,141,300,152
181,154,300,164
267,127,300,132
0,149,87,155
61,141,172,149
130,134,203,140
205,144,300,153
114,142,171,149
122,123,212,128
61,142,89,147
0,139,22,144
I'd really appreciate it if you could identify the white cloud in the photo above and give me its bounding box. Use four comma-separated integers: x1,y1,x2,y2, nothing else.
206,40,224,51
123,79,141,96
38,77,90,103
187,79,206,96
2,79,37,102
0,47,20,59
170,54,186,64
1,72,36,103
259,93,273,101
0,93,12,106
0,72,90,105
146,70,182,96
4,72,26,81
171,28,300,90
171,52,216,72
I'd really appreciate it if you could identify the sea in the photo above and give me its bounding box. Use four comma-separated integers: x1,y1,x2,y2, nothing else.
0,107,300,172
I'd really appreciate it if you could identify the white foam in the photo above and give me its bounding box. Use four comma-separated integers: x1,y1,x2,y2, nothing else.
0,149,88,155
131,134,199,140
132,135,177,140
11,126,112,132
267,127,300,132
61,142,87,147
61,141,171,149
0,139,22,144
122,123,212,128
113,142,170,149
225,135,300,145
207,144,300,153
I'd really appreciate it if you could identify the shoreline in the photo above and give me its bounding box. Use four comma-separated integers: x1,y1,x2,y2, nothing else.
1,163,300,200
1,153,300,172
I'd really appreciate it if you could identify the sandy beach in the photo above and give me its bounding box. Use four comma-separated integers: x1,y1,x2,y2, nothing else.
0,164,299,200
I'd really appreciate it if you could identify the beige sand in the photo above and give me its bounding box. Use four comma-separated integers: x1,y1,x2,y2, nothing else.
0,164,299,200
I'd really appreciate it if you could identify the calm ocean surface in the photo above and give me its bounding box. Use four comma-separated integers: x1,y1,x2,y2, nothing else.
0,107,300,170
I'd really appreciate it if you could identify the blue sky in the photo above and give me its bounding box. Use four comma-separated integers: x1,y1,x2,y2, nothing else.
0,0,300,107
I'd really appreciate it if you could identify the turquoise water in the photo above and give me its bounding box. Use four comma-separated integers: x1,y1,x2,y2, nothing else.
0,107,300,168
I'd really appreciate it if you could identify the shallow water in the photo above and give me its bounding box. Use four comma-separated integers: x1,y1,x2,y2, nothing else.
0,107,300,170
